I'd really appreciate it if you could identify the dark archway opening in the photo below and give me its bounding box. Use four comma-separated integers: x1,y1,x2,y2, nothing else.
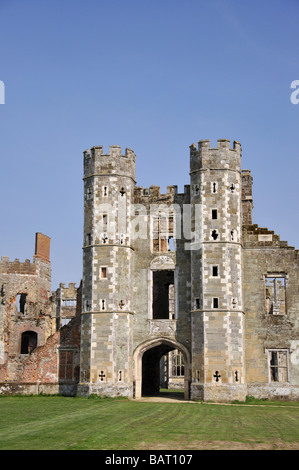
142,343,184,399
21,331,37,354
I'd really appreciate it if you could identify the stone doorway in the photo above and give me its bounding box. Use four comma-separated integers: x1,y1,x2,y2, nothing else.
133,338,190,400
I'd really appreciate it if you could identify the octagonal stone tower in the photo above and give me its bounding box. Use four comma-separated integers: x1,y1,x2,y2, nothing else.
78,145,136,396
189,139,246,401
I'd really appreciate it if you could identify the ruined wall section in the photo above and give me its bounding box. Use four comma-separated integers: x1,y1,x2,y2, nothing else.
0,233,55,387
242,224,299,400
241,170,253,225
52,282,78,330
0,284,81,395
0,249,52,370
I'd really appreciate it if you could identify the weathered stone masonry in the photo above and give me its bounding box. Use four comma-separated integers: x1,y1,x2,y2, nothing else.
0,138,298,402
77,138,299,402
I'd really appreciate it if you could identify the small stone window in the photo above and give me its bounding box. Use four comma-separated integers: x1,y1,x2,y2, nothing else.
211,230,219,240
212,266,218,277
86,187,92,200
212,182,218,194
103,186,108,197
86,233,92,246
213,298,219,309
100,267,107,279
195,298,200,310
268,349,289,382
212,209,218,220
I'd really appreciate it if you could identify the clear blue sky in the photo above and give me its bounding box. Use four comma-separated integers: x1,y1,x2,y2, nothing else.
0,0,298,290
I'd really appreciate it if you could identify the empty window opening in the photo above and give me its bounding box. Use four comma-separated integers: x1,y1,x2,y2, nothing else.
168,236,175,251
195,298,200,310
211,230,219,240
269,350,288,382
62,299,76,306
212,209,218,220
152,213,174,252
212,266,218,277
103,186,108,197
194,184,199,195
153,270,175,319
265,276,286,315
17,294,27,314
86,187,92,200
213,298,219,309
21,331,37,354
100,267,107,279
101,299,106,310
86,233,92,245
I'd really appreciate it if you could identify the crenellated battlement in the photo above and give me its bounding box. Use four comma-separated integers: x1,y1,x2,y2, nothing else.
84,145,136,160
190,139,241,152
0,256,37,275
190,138,242,173
134,184,190,204
83,145,136,181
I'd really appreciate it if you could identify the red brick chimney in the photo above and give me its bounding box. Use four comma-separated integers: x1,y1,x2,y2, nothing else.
34,232,51,262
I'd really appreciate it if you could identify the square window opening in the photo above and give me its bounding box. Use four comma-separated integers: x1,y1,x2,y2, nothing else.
212,266,218,277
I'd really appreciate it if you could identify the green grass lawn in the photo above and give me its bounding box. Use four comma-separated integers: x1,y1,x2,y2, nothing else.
0,394,298,450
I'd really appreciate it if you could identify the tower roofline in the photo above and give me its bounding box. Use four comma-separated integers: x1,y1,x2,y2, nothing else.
190,139,241,152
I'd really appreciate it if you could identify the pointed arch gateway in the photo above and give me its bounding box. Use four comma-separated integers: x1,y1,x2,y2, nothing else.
133,338,191,400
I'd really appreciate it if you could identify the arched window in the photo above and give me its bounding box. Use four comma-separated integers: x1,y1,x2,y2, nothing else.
21,331,37,354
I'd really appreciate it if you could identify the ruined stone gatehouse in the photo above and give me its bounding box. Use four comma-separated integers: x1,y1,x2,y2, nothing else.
0,138,298,402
